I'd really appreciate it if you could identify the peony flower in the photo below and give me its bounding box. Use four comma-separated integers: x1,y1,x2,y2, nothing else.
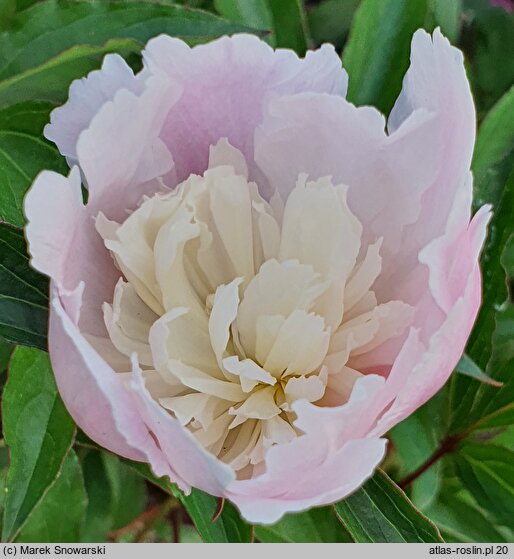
25,29,489,524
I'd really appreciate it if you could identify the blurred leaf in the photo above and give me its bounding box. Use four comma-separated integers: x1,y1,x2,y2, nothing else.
2,347,75,542
267,0,310,54
0,339,13,372
425,0,463,43
334,469,443,542
214,0,272,33
424,477,507,542
103,453,146,531
473,85,514,191
215,0,308,53
343,0,427,114
0,223,49,349
389,391,447,510
15,451,87,543
456,443,514,527
0,0,16,30
491,425,514,452
79,450,146,542
0,102,68,227
125,461,252,543
455,353,503,386
255,507,351,542
463,0,514,115
0,0,260,108
175,488,253,543
0,40,139,109
450,166,514,432
307,0,360,49
79,450,115,542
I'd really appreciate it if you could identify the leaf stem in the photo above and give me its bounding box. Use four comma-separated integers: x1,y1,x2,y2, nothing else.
398,434,464,490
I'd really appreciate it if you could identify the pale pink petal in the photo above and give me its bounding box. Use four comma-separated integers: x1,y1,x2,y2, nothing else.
24,167,83,282
130,360,236,496
142,34,347,183
227,378,386,522
76,73,180,221
25,168,120,335
49,286,171,471
378,28,476,305
44,54,143,166
255,91,440,241
230,438,386,524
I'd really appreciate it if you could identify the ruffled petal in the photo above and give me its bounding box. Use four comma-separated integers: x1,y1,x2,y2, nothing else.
142,34,347,182
45,54,143,166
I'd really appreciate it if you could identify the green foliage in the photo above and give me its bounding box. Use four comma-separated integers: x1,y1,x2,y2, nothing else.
255,507,352,542
0,224,49,349
307,0,360,49
455,444,514,527
334,470,443,542
343,0,428,114
2,348,75,542
214,0,309,53
0,102,68,227
424,478,508,543
15,451,87,543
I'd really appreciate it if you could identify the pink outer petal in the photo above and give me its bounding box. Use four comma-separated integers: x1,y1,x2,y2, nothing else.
45,54,143,165
379,28,476,304
225,376,387,523
76,72,180,222
367,205,491,437
231,438,386,524
129,360,235,496
24,167,83,283
142,34,347,183
25,168,119,335
49,285,170,468
255,91,439,243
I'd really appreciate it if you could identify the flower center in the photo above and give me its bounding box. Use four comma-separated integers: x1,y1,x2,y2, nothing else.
97,161,412,476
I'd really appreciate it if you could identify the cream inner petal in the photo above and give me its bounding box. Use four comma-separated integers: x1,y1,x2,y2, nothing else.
97,143,412,475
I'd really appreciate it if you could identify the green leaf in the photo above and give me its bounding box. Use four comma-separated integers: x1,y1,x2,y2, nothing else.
463,0,514,116
2,347,75,542
79,450,146,542
0,223,49,349
0,40,139,109
79,450,115,543
343,0,428,114
0,102,68,227
175,488,253,544
214,0,308,53
456,443,514,527
455,353,503,386
334,469,443,542
389,391,447,510
425,0,462,43
307,0,361,50
473,85,514,192
103,453,146,532
255,507,351,542
0,0,16,30
214,0,273,33
15,451,87,543
266,0,310,54
450,167,514,432
424,478,507,543
0,339,13,373
125,461,253,543
0,0,259,107
491,425,514,452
